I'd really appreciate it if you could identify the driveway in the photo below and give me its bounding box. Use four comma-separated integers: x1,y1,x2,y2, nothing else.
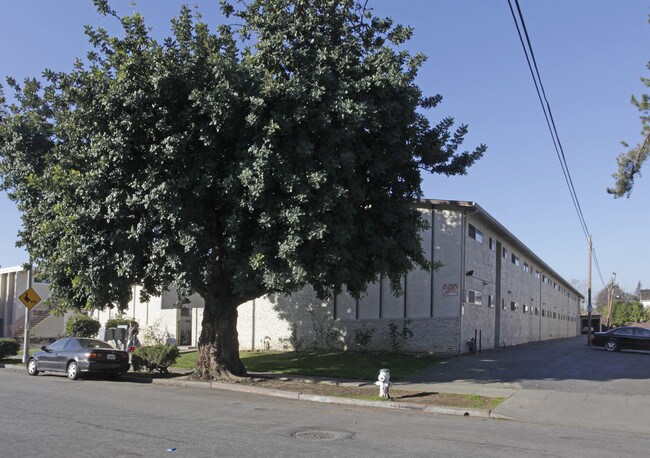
403,335,650,395
400,336,650,432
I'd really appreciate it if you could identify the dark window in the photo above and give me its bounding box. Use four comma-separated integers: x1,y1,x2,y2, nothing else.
47,339,69,352
467,290,482,305
468,224,483,243
77,338,114,349
63,339,81,351
511,254,520,266
511,301,518,311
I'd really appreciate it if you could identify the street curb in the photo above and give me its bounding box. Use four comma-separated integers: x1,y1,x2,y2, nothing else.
3,364,500,419
145,375,495,418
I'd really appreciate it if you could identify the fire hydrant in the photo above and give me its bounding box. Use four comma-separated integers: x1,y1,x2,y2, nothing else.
375,368,392,399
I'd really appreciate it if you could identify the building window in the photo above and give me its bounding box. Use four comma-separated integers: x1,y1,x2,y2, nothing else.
535,307,539,315
524,262,530,273
502,247,508,259
488,295,494,308
523,304,529,313
468,224,483,243
510,301,518,311
502,299,506,310
489,237,496,251
542,309,545,317
511,254,520,266
535,270,541,279
467,290,482,305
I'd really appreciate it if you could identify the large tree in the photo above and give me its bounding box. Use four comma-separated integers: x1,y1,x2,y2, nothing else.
0,0,485,378
608,15,649,197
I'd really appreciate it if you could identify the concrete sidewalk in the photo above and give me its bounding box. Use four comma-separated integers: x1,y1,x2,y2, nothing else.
159,367,650,433
490,389,650,433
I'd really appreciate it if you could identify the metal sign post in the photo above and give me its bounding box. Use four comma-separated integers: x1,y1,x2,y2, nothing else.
19,268,41,364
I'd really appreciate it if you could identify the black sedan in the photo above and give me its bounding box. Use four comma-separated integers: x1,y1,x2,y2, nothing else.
26,337,130,380
591,326,650,352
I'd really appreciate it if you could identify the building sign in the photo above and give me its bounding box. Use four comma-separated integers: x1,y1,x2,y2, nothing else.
442,283,459,296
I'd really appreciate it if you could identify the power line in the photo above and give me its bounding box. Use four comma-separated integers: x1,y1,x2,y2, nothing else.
507,0,606,288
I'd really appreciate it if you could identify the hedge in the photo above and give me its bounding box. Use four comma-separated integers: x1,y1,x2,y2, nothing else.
65,314,101,337
131,344,179,374
0,338,21,360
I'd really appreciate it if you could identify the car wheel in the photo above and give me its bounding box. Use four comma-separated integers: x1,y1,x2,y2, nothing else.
605,339,619,352
27,359,39,376
67,361,79,380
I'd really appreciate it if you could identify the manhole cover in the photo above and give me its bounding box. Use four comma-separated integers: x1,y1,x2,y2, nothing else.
292,431,338,441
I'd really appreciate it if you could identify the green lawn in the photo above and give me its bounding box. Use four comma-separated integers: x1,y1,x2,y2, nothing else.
175,351,439,380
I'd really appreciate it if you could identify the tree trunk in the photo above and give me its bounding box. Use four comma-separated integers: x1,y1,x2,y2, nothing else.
195,293,246,379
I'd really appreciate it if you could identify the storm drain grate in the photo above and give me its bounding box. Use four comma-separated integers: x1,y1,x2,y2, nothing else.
292,431,338,441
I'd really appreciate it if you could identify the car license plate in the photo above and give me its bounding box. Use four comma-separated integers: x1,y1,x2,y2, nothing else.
107,354,116,360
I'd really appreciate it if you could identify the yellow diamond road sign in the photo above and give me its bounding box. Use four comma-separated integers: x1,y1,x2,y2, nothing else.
19,287,42,310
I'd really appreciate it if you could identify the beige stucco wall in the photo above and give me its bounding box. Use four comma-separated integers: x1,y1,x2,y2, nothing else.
462,212,581,350
1,201,581,355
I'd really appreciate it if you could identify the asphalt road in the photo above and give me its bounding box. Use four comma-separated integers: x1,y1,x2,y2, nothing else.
404,335,650,395
2,368,649,457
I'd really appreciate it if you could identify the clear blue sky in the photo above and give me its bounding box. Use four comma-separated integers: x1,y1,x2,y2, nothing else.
1,1,648,298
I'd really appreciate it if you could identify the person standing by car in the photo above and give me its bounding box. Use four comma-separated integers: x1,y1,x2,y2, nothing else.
127,321,140,352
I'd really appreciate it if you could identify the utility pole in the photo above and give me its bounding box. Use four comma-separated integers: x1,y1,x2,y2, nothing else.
587,235,592,345
606,272,616,328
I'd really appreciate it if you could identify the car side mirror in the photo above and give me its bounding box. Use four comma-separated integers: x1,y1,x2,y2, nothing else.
41,345,48,352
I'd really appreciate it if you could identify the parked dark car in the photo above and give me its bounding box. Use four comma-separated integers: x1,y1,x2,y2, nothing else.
26,337,130,380
591,326,650,352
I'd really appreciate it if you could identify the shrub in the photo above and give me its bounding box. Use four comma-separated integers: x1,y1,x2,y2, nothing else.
142,318,170,345
354,325,375,353
0,338,20,360
387,320,414,353
131,344,179,374
65,314,101,337
105,316,138,329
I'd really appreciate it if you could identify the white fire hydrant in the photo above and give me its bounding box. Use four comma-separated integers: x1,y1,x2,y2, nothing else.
375,368,392,399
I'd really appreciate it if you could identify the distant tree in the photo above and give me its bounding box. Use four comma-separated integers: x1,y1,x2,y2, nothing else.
594,287,610,314
570,278,588,310
608,15,650,197
0,0,485,378
610,300,648,326
595,284,629,316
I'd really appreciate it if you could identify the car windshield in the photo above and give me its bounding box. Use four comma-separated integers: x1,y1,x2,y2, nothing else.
77,339,114,350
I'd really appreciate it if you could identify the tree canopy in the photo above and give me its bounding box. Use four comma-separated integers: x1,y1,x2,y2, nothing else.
609,300,649,327
0,0,485,377
608,15,650,197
